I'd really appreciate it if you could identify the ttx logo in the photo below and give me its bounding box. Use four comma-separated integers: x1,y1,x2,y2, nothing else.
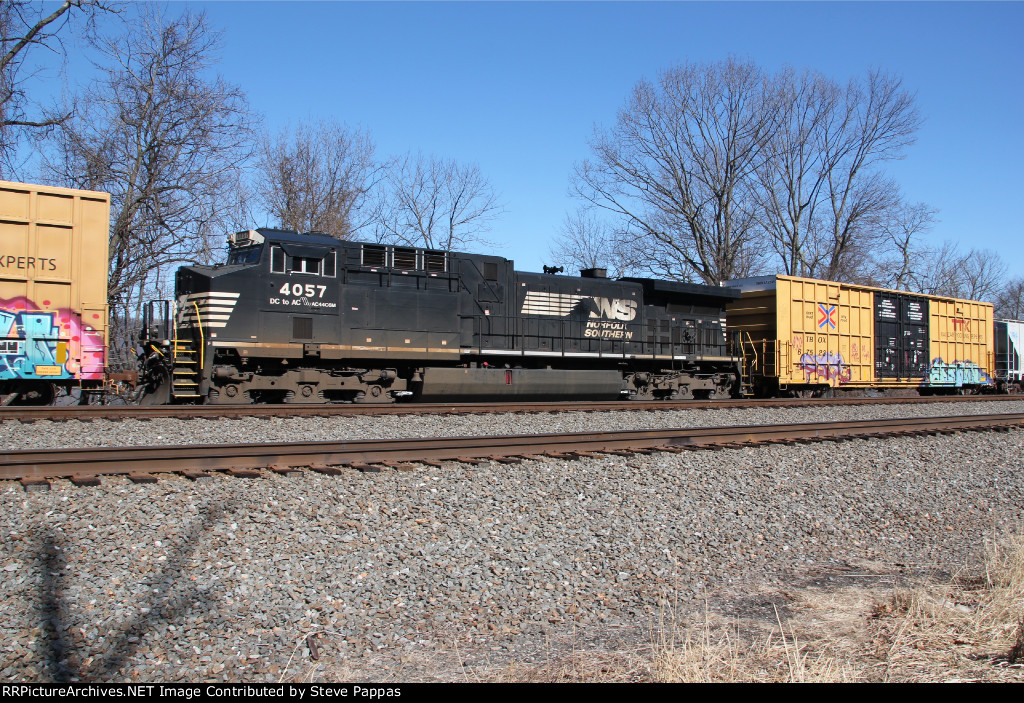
952,318,971,331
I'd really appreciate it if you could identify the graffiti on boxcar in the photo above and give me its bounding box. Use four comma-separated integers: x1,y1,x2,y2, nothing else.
0,297,105,381
799,351,852,384
921,358,991,387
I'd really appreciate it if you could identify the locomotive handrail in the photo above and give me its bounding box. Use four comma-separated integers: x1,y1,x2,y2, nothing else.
192,301,205,372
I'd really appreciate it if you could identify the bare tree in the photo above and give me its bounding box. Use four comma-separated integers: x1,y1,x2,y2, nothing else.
45,6,252,368
907,242,1007,301
957,248,1008,301
255,119,380,240
816,71,921,281
572,57,776,284
548,208,640,278
995,278,1024,319
375,153,502,252
755,68,922,281
864,200,938,289
753,67,836,276
0,0,111,175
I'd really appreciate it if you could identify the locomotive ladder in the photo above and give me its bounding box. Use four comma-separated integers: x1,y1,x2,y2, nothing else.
170,302,204,400
170,341,201,399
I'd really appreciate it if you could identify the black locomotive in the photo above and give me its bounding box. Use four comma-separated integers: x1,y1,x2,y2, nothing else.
138,229,743,404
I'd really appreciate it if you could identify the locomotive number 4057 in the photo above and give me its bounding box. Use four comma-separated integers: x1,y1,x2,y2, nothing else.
279,282,327,298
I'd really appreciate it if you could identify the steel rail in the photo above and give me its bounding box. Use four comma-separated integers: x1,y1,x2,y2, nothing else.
1,393,1021,423
3,413,1022,482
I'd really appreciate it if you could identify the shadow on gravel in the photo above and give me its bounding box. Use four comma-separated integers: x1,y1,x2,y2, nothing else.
37,533,73,682
33,500,235,681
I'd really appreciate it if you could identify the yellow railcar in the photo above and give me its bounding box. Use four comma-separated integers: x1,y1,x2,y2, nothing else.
726,275,993,396
0,180,110,404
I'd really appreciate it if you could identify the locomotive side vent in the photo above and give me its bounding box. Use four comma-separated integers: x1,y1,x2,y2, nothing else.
362,244,388,267
293,317,313,340
394,247,417,269
425,252,447,273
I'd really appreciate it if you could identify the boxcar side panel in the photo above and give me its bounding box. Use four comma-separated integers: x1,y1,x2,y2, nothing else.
0,180,110,386
776,277,875,388
926,298,993,387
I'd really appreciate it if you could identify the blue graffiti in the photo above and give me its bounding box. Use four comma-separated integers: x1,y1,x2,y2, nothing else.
799,352,852,384
0,308,70,380
922,358,991,387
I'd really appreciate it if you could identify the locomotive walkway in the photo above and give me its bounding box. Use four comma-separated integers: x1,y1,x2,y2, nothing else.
4,412,1023,488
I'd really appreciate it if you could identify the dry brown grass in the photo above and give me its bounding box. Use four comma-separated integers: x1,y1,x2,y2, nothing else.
649,600,859,683
869,532,1024,682
647,531,1024,683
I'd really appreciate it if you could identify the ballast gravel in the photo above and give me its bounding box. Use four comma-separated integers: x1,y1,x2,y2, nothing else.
0,402,1022,682
2,400,1024,451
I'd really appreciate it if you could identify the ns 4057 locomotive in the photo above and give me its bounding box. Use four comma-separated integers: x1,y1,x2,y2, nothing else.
137,229,743,404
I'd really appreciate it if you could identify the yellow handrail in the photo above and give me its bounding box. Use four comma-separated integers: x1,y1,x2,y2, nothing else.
192,301,204,372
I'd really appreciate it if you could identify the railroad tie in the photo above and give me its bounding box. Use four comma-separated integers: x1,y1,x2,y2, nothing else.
127,473,158,483
308,463,346,476
69,475,101,486
20,478,50,493
267,464,303,477
225,468,263,479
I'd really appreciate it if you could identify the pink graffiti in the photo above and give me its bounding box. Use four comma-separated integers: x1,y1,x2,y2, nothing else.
0,296,106,380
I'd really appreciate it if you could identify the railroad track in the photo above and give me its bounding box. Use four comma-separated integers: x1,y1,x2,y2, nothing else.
5,412,1023,489
2,393,1021,423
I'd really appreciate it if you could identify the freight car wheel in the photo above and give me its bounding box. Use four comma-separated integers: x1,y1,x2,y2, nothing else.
5,382,55,406
140,370,170,406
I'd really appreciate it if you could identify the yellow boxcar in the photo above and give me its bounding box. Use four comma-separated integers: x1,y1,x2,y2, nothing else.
0,180,110,403
725,275,993,396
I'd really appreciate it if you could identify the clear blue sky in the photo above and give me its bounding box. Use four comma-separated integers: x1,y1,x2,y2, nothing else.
50,1,1024,278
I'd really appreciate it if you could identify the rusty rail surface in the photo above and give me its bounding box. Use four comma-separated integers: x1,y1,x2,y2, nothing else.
2,394,1021,424
3,413,1022,484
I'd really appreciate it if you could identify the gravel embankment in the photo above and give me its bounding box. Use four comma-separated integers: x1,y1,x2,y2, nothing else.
1,403,1022,682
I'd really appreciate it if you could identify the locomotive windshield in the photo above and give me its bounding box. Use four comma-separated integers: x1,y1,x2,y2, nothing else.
226,244,263,265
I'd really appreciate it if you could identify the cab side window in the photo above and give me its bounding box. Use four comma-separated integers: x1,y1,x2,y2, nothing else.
270,246,335,277
292,256,321,275
271,246,286,273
